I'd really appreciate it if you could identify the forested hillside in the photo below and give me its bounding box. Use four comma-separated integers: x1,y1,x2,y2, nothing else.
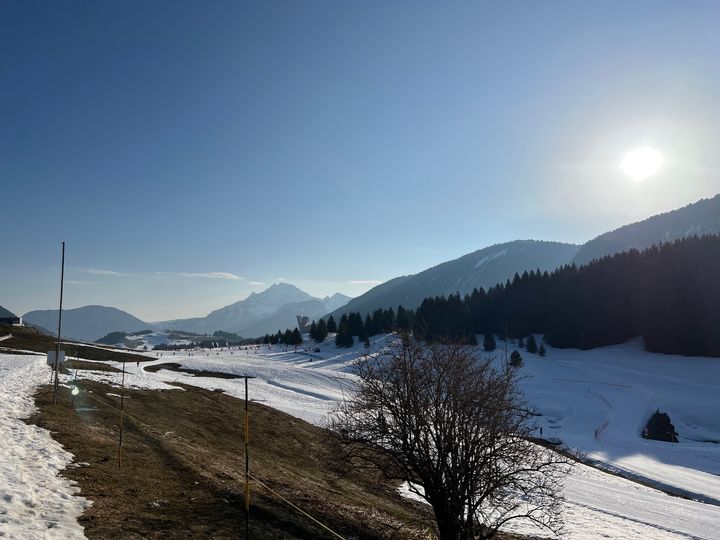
413,235,720,357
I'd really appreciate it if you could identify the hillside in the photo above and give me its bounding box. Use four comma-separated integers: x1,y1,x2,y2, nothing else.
31,376,433,538
413,235,720,357
331,240,579,319
573,194,720,266
23,305,149,342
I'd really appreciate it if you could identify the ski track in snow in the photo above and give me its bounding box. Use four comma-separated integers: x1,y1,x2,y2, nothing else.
0,354,87,539
8,334,720,539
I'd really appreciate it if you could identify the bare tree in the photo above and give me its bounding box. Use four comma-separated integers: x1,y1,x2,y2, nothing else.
329,336,570,540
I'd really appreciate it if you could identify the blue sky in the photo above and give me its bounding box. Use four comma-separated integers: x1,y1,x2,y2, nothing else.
2,1,719,320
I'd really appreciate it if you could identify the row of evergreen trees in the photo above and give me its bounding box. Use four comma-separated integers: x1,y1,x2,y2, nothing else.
413,235,720,357
261,327,303,345
329,307,414,347
267,306,414,348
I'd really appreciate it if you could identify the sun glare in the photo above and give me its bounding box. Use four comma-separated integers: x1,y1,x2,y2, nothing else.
620,146,664,181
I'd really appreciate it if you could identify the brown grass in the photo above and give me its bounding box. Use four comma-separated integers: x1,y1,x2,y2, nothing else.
29,378,434,539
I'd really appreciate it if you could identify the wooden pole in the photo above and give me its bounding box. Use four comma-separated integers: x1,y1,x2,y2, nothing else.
118,359,126,466
245,376,249,538
53,241,65,405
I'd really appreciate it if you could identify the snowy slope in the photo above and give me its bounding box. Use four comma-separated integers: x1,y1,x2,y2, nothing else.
0,353,87,539
519,339,720,504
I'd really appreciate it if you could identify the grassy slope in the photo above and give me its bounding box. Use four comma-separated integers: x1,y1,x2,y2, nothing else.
30,377,434,539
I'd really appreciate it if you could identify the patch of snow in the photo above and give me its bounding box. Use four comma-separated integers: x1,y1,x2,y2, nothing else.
0,353,88,538
474,248,508,269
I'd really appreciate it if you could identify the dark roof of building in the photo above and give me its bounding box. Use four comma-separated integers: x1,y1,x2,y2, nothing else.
0,306,19,319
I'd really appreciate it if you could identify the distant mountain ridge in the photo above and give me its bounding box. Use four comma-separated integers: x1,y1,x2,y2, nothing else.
329,240,580,319
153,283,351,337
22,194,719,341
573,194,720,266
23,305,149,343
330,194,720,320
23,285,352,342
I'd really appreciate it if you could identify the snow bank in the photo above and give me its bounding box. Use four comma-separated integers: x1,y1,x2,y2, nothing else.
0,354,87,539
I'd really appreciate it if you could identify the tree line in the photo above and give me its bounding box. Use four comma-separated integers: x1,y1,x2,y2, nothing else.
413,235,720,357
262,235,719,357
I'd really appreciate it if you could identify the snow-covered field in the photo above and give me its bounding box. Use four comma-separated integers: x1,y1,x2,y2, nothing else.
521,339,720,505
0,353,87,539
3,335,720,538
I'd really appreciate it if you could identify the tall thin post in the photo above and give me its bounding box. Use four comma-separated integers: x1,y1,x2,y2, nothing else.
245,376,249,538
118,359,126,466
53,241,65,405
70,346,79,418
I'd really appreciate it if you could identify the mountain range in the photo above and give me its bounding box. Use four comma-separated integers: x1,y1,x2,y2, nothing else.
329,240,580,320
23,285,351,342
155,285,350,336
20,193,720,342
572,194,720,265
329,193,720,319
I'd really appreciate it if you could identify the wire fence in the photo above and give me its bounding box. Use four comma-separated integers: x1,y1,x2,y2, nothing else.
46,374,349,539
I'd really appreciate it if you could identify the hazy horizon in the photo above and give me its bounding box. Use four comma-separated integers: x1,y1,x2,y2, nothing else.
3,1,719,320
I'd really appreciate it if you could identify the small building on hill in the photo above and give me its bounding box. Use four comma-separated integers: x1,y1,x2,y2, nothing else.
0,306,21,326
296,315,311,333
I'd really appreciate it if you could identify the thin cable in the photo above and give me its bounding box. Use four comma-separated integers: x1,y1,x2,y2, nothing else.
248,473,346,540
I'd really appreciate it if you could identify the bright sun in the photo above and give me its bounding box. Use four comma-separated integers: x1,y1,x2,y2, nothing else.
620,146,664,181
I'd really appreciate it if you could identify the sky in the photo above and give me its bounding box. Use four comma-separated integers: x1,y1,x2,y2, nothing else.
2,1,719,321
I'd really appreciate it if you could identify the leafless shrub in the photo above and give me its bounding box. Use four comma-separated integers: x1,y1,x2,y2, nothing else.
329,335,570,540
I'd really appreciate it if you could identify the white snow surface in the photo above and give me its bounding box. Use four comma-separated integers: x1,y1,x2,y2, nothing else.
0,353,87,539
519,338,720,505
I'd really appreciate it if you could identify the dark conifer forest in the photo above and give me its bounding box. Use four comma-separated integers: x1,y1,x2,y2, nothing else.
267,235,719,357
413,235,720,357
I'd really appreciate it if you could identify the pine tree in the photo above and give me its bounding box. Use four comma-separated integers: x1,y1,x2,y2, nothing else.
327,315,337,334
526,334,538,354
365,314,375,336
315,319,328,343
538,343,546,357
483,333,496,352
309,320,318,341
396,305,411,331
334,326,343,347
335,321,354,347
510,349,523,367
291,328,303,345
348,312,364,336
